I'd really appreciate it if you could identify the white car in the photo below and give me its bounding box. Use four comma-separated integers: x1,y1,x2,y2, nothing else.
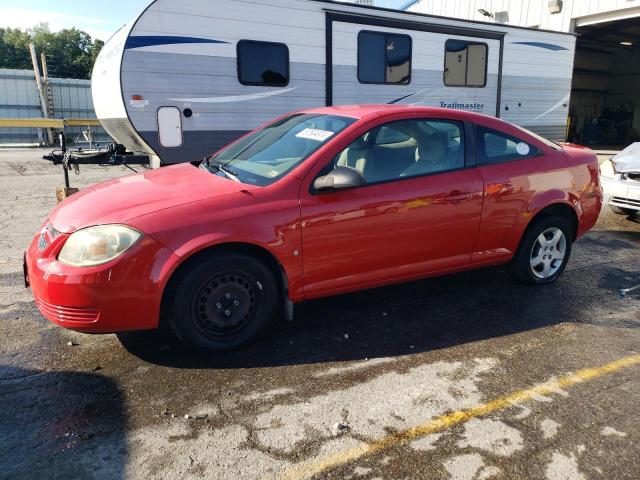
600,143,640,216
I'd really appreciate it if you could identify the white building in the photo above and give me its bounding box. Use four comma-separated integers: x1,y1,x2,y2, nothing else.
404,0,640,32
404,0,640,146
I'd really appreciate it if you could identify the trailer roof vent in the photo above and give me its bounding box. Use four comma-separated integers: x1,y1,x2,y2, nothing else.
494,11,509,23
548,0,563,14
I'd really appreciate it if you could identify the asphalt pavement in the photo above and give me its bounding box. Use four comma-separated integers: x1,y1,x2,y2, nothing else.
1,148,639,480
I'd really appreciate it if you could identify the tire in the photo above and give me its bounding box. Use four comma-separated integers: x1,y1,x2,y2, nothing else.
609,205,637,216
167,253,278,351
511,216,573,285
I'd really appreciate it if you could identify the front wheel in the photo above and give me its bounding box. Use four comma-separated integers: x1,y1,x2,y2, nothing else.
167,253,278,351
511,216,573,285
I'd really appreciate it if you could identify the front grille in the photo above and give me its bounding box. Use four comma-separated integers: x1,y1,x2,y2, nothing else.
35,297,99,323
38,223,62,251
38,233,49,250
612,196,640,208
627,173,640,182
46,223,61,240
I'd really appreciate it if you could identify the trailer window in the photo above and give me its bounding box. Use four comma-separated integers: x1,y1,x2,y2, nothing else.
358,31,411,85
237,40,289,87
444,40,487,87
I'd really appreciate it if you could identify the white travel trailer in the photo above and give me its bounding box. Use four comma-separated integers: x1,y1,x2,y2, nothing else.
92,0,576,164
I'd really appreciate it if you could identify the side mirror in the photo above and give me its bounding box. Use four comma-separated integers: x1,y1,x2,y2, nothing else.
313,166,365,192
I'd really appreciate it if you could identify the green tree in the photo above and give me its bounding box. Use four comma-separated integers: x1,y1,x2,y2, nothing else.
0,23,103,79
0,27,31,70
91,39,105,66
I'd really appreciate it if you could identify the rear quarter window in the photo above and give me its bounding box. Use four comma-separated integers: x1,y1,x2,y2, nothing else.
477,127,538,165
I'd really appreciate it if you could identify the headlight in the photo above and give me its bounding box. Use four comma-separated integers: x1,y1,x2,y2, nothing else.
599,159,616,178
58,224,142,267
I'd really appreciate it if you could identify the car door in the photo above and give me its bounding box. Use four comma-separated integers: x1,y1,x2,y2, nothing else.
472,124,568,265
299,118,484,298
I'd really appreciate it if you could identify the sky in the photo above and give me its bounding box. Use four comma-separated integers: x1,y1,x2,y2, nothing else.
0,0,410,41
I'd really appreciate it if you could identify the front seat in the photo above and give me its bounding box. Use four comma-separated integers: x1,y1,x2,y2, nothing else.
446,143,463,169
336,136,369,175
401,133,448,177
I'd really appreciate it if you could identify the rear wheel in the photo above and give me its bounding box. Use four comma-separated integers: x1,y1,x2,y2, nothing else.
609,205,637,216
167,253,278,351
511,216,573,285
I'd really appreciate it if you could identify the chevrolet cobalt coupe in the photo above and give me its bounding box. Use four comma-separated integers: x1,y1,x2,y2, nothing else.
25,106,602,350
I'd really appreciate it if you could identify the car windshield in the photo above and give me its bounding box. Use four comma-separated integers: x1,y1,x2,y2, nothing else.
203,113,356,186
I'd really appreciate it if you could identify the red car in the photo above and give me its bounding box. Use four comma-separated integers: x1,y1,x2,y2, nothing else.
25,105,602,350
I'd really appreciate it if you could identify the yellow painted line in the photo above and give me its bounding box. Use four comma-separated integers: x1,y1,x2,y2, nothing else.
278,354,640,480
0,118,101,128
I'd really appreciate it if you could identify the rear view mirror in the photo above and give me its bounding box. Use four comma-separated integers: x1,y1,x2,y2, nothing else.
313,166,365,192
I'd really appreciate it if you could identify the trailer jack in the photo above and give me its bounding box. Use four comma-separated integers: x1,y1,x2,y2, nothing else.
56,131,79,202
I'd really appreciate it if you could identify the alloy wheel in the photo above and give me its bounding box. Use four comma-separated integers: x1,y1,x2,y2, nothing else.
529,227,567,279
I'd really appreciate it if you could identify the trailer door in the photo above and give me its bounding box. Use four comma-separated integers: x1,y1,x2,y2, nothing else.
326,13,503,118
157,107,183,148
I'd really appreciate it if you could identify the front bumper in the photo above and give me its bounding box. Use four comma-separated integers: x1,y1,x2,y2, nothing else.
602,176,640,212
25,225,180,333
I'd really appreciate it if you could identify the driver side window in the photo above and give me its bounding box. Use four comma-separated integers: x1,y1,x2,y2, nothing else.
327,119,465,185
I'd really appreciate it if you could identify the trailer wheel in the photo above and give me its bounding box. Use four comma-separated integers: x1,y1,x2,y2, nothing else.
511,216,573,285
609,205,637,216
167,253,277,351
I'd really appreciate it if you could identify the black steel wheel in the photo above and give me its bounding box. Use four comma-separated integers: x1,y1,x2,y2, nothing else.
168,252,278,351
192,272,257,337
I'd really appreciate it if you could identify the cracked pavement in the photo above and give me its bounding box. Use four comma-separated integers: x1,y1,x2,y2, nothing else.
1,148,639,479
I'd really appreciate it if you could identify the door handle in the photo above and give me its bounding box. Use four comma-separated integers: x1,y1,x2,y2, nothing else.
445,191,472,203
485,182,515,195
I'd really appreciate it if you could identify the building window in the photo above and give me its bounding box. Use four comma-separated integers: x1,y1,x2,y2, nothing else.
237,40,289,87
444,40,487,87
358,31,412,85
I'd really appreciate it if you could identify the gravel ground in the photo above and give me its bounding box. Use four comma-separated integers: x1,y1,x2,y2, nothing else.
1,148,639,480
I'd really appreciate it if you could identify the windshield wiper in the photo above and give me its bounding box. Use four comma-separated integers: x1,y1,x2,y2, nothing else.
209,162,240,182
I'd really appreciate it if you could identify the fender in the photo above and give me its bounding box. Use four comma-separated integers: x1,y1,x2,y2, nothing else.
522,190,581,239
155,233,303,311
526,189,566,212
524,189,579,218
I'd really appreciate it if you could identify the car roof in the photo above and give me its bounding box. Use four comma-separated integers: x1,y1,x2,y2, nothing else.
300,104,492,122
297,104,558,149
300,104,536,138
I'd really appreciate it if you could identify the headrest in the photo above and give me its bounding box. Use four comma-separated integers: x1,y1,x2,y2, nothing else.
432,130,449,146
351,135,367,150
485,134,507,153
417,133,447,162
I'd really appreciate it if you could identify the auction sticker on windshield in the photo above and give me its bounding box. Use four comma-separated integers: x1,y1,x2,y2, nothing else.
295,128,334,142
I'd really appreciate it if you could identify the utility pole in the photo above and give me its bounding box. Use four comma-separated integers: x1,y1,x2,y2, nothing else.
29,43,54,144
40,52,55,120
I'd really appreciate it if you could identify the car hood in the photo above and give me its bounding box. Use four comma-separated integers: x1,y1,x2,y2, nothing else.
612,142,640,173
48,164,252,232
